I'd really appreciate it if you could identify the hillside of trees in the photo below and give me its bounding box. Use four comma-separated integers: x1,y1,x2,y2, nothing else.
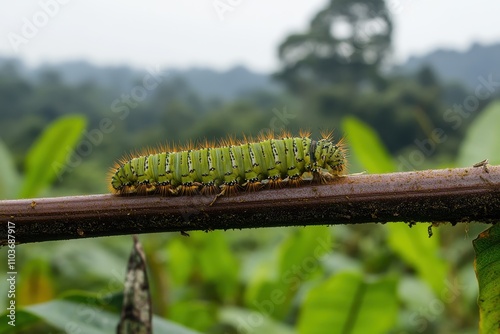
1,41,499,196
401,42,500,89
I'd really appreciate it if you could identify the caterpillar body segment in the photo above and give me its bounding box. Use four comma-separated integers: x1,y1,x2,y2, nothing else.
110,133,346,196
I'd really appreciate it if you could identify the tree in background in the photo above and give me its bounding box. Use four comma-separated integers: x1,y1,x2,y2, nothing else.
273,0,474,159
275,0,392,94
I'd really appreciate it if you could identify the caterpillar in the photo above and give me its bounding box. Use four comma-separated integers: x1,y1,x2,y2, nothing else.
109,131,346,197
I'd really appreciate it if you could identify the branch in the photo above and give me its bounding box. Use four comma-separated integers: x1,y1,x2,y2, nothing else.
1,166,499,245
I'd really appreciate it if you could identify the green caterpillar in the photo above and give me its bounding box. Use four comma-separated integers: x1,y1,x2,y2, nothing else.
110,132,346,196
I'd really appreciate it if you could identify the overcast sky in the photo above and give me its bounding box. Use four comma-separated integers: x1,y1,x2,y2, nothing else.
1,0,499,73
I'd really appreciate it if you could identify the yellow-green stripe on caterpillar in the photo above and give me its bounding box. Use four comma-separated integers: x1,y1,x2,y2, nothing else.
109,131,346,196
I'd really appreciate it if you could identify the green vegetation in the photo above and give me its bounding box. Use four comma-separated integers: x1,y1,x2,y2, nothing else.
1,0,499,332
473,224,500,333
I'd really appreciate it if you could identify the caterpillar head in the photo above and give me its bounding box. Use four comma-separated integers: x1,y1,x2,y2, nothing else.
314,139,346,175
111,172,123,191
109,165,132,193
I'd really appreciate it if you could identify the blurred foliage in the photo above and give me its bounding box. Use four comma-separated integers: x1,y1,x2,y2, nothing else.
342,116,395,173
0,292,200,334
457,100,500,167
19,115,86,198
0,140,20,199
473,224,500,334
0,0,499,333
297,272,398,334
17,259,54,307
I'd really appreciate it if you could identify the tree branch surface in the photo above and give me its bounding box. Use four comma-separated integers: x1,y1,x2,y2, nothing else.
1,166,499,245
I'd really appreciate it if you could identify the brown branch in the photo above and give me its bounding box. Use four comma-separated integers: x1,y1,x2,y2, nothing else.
1,166,500,245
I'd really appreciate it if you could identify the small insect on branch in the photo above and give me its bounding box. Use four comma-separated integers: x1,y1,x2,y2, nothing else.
1,166,499,245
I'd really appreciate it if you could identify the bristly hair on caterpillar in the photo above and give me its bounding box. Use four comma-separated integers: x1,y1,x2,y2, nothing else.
108,130,347,199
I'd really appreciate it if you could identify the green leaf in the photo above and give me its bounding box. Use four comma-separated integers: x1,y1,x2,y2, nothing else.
19,115,87,198
0,297,201,334
297,272,398,334
473,224,500,334
219,306,295,334
244,227,331,319
167,237,195,286
243,250,280,316
0,309,50,334
169,301,217,332
275,226,331,313
387,223,448,295
341,116,395,173
51,238,128,289
458,100,500,167
0,140,20,199
193,231,239,301
278,226,331,280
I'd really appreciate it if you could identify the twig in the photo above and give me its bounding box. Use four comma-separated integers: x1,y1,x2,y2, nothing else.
1,166,499,245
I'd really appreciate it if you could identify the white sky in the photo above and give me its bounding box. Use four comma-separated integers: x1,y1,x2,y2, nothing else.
1,0,499,73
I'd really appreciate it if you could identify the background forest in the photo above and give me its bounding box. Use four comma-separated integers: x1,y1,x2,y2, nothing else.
1,0,500,333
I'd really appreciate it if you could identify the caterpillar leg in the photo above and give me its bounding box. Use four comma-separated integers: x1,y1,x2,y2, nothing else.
200,184,219,196
316,170,349,183
163,186,178,196
135,184,152,195
243,180,263,192
313,171,338,184
266,178,284,189
287,176,303,187
208,184,240,206
170,183,204,196
180,185,201,196
312,171,325,184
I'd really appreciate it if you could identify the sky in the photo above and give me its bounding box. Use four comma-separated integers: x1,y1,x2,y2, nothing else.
1,0,499,73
